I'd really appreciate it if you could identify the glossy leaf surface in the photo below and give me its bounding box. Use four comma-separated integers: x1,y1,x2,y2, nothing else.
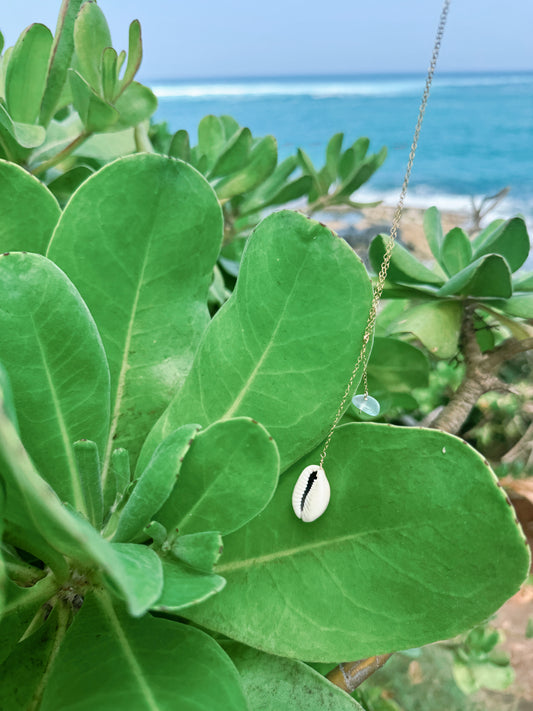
224,642,364,711
391,301,463,358
5,23,53,124
423,206,444,260
48,154,223,476
0,160,60,254
140,210,373,473
369,234,444,286
40,594,248,711
113,424,200,543
437,254,512,298
0,253,109,510
367,337,429,394
73,0,111,92
154,556,225,612
440,227,473,276
472,217,529,272
155,418,280,536
186,423,529,662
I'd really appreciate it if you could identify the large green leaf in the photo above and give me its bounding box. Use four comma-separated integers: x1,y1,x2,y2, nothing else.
513,271,533,292
113,424,200,543
224,642,364,711
209,127,252,179
369,234,444,286
390,301,463,358
40,593,248,711
185,423,529,662
437,254,512,298
40,0,86,125
47,154,223,484
492,294,533,319
471,217,529,272
107,543,163,616
153,556,225,612
198,115,225,171
112,81,157,130
0,160,60,254
5,23,53,124
139,211,373,473
155,418,280,536
0,253,109,511
440,227,473,276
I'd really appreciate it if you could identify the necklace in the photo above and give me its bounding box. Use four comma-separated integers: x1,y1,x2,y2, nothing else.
292,0,452,523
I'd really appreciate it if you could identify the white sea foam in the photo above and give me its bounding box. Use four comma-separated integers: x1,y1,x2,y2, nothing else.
150,73,531,100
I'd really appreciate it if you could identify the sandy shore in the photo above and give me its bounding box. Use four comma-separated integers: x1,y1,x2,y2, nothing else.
313,203,471,264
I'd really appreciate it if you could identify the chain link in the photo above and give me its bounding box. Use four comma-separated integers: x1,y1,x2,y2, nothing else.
319,0,451,468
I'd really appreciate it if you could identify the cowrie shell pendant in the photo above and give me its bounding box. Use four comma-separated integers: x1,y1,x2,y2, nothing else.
292,465,330,523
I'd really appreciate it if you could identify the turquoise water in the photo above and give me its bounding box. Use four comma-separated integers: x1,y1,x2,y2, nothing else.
150,72,533,222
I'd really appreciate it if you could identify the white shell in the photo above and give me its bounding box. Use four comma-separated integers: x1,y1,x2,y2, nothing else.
292,465,330,523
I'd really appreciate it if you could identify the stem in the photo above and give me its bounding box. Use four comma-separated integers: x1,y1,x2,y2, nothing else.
432,307,533,435
5,559,46,587
326,654,393,693
31,132,90,177
27,600,71,711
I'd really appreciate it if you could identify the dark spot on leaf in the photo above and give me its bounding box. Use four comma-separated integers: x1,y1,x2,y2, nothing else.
179,457,183,462
269,436,273,441
251,419,258,424
218,546,224,554
2,252,10,256
42,602,53,621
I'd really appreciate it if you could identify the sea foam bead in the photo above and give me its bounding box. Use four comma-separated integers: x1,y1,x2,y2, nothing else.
352,394,380,417
292,465,330,523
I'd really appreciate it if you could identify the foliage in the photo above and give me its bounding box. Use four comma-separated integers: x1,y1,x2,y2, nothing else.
0,3,531,710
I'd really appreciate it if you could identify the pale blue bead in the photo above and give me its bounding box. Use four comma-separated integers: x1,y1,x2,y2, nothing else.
352,394,380,417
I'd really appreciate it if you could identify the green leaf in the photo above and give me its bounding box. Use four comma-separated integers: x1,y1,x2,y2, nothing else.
336,146,387,198
453,659,514,695
40,0,86,126
154,556,225,612
155,418,280,536
492,294,533,319
215,135,277,200
369,234,445,286
46,164,93,206
471,219,505,250
113,424,200,543
117,20,142,96
40,593,248,710
108,543,163,615
437,254,512,298
423,206,444,260
224,642,364,711
139,211,373,473
472,217,529,272
513,271,533,292
297,148,322,194
73,0,112,93
69,69,119,132
172,531,223,572
169,129,190,161
0,160,60,254
209,127,252,179
0,396,160,616
367,337,429,395
0,253,110,511
112,81,157,130
219,114,240,139
47,154,223,484
239,154,299,214
109,447,131,507
0,575,57,665
198,115,225,171
440,227,473,276
390,301,463,358
325,132,344,183
5,23,53,124
73,440,103,529
0,604,68,710
186,423,529,662
101,47,118,102
0,105,46,149
0,362,18,431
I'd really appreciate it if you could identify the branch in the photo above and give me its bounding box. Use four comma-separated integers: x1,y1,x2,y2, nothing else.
487,337,533,368
326,654,393,693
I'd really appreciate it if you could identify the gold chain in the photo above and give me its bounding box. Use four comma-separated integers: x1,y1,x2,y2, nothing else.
319,0,451,468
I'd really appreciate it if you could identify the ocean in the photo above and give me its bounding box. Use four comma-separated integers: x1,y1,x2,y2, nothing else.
150,72,533,227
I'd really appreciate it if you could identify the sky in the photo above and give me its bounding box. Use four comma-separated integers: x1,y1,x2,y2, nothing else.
1,1,532,79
